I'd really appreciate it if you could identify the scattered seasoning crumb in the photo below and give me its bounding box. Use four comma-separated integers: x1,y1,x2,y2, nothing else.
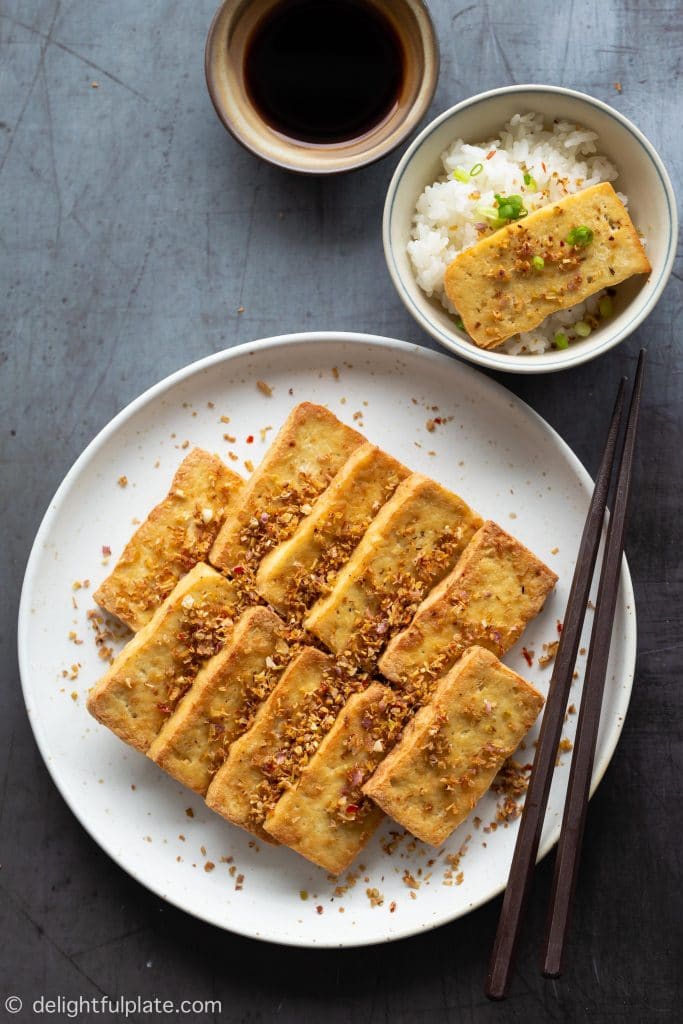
256,379,273,396
509,512,518,519
550,546,559,555
559,738,573,753
237,306,245,314
389,901,397,913
425,419,436,432
315,904,323,915
223,433,236,443
352,411,363,422
538,640,559,667
181,440,189,450
522,646,534,667
402,870,420,890
244,459,254,473
579,647,586,656
200,845,207,856
614,81,622,93
131,784,136,791
185,807,194,818
366,887,384,907
117,475,128,488
587,601,595,611
568,704,576,715
207,401,215,409
338,906,345,913
235,874,244,891
102,545,111,557
299,890,309,901
557,620,564,633
332,366,340,380
178,834,185,841
70,691,78,701
220,415,230,424
228,451,238,461
91,80,99,88
204,861,215,873
259,426,272,443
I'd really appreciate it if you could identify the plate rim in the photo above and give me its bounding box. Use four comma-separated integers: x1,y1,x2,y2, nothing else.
17,330,637,947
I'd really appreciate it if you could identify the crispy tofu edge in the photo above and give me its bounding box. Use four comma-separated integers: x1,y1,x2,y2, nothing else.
146,605,285,794
86,562,232,754
94,449,243,631
204,646,333,842
254,442,410,613
379,520,558,683
304,473,483,651
209,402,366,571
364,647,544,845
444,182,652,349
264,683,390,874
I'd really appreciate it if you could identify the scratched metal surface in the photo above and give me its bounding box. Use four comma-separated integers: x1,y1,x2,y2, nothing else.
1,0,681,1019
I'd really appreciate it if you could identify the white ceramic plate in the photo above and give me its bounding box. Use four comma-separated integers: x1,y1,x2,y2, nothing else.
18,332,635,947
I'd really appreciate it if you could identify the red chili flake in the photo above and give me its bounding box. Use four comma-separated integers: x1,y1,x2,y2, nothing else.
485,149,495,160
315,905,324,915
433,417,443,424
157,702,173,715
522,647,534,667
246,435,254,444
102,545,111,557
557,621,563,634
345,804,359,816
233,566,245,576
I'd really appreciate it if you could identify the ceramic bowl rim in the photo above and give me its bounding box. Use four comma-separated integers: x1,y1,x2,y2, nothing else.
205,0,440,175
383,83,678,373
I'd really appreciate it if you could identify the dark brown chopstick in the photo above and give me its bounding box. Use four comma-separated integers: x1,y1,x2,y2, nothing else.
485,376,627,1001
542,349,645,977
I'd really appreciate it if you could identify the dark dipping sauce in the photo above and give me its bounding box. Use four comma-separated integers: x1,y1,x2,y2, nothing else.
244,0,404,145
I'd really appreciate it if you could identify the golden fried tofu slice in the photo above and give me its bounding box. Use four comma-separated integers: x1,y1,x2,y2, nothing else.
147,607,291,794
205,648,358,842
255,443,409,616
209,403,365,580
364,647,543,845
94,449,244,631
444,182,651,349
304,474,482,667
265,683,393,874
379,521,558,687
87,563,239,753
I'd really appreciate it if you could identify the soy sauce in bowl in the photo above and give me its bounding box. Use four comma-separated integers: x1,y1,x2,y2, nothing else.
244,0,404,145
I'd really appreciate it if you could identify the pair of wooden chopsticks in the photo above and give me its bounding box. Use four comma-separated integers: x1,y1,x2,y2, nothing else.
486,349,646,999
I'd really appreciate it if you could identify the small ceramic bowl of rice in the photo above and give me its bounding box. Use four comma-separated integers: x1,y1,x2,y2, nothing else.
383,85,676,373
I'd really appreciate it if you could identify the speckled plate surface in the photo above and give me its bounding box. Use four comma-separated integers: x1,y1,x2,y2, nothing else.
18,332,636,947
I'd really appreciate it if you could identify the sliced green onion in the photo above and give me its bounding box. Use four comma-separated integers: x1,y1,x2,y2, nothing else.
523,172,538,190
476,205,504,223
554,331,569,350
532,255,545,270
469,162,483,176
452,166,470,183
494,193,528,221
454,315,465,330
566,225,594,247
574,320,592,338
599,295,613,317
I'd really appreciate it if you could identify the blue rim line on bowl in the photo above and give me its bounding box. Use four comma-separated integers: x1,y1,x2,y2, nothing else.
384,85,678,374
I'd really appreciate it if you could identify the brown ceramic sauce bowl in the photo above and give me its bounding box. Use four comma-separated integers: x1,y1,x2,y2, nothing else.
205,0,439,174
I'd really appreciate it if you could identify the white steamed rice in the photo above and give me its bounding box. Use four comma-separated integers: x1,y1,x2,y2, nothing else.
408,112,627,355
